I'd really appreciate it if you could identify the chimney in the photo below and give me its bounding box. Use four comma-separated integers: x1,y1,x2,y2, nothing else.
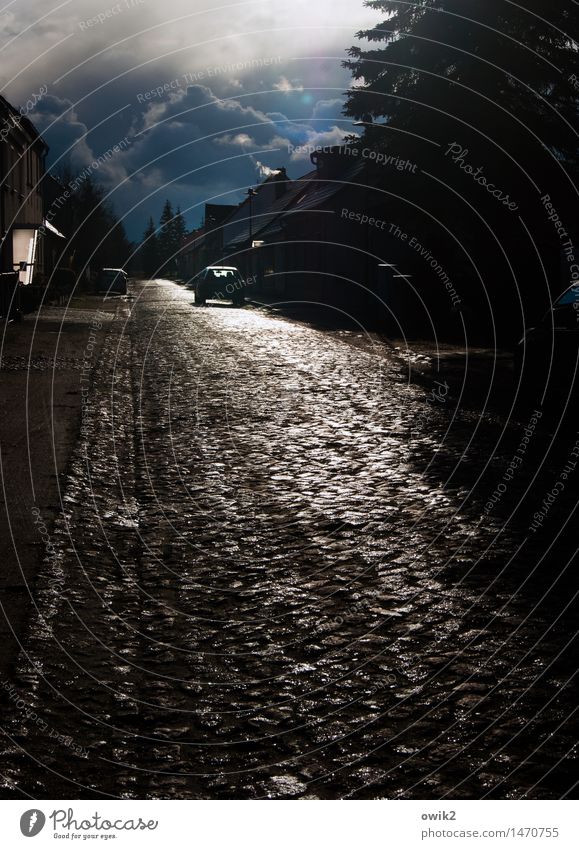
274,167,289,199
310,146,355,178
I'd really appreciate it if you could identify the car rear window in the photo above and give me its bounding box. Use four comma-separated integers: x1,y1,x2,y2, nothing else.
208,269,238,279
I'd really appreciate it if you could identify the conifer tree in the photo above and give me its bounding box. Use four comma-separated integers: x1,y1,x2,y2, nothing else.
157,199,175,274
344,1,577,164
141,217,159,278
342,1,578,338
172,206,187,277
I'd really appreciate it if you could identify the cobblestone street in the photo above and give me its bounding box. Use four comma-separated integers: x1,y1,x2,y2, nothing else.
1,280,577,799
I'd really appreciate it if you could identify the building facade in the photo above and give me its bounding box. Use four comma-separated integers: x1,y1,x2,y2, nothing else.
0,94,47,284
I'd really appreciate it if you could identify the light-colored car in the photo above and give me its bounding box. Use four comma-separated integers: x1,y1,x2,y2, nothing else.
193,266,246,306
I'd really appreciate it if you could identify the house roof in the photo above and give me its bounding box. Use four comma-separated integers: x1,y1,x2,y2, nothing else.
223,169,317,249
182,227,205,251
0,94,48,153
283,160,365,214
225,160,366,248
191,146,369,255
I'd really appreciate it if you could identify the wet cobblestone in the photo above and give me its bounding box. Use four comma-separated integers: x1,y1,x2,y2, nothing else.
0,280,577,799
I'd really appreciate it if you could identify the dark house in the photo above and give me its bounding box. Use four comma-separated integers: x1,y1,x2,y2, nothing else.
217,149,417,328
191,147,467,334
0,93,47,282
180,204,238,281
181,226,206,281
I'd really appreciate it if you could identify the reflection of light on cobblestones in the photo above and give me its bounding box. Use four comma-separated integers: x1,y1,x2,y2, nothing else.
1,281,576,801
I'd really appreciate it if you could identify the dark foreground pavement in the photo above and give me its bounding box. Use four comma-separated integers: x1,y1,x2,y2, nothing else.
0,280,577,799
0,298,118,681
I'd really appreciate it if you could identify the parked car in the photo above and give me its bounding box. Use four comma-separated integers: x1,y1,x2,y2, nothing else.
193,266,246,306
96,267,128,296
515,282,579,404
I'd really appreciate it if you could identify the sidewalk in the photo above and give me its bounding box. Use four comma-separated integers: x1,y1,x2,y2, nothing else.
0,295,119,678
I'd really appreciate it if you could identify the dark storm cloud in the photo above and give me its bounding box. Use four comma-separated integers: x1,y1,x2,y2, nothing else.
2,0,376,238
28,95,94,170
74,77,357,238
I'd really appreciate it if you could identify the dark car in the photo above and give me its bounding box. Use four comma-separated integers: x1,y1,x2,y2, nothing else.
96,267,128,296
193,266,246,306
515,282,579,404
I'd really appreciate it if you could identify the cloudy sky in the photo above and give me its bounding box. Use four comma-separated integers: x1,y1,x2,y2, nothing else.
1,0,379,239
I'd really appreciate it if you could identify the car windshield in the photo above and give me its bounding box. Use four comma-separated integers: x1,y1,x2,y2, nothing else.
555,284,579,307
